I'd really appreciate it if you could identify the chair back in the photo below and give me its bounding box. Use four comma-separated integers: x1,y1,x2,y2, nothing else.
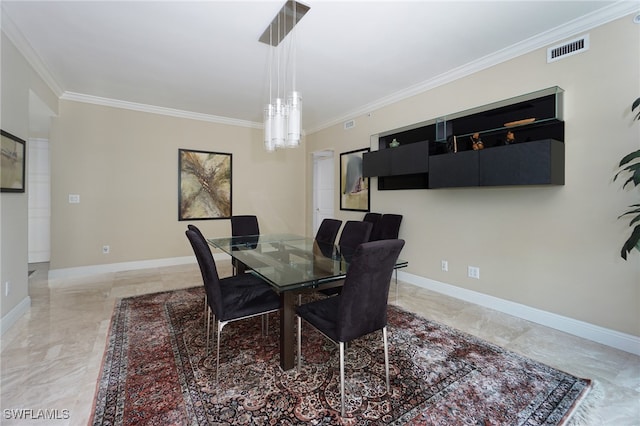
338,221,373,260
337,239,405,342
362,212,382,228
370,214,403,241
231,215,260,237
315,218,343,246
186,229,224,318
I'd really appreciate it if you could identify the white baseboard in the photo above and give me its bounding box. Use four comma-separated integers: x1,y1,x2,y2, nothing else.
44,257,639,356
398,271,640,356
47,254,229,281
0,296,31,337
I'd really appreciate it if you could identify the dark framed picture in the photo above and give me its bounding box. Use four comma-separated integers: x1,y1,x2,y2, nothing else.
178,149,232,220
340,148,370,212
1,130,26,193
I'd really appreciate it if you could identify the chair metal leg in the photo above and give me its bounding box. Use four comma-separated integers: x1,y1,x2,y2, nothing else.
203,294,208,328
394,269,398,302
383,326,390,391
297,315,302,370
216,321,227,383
340,342,345,417
206,308,211,355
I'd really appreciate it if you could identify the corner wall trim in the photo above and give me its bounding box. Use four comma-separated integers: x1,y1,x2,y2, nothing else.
398,271,640,356
47,254,228,281
0,296,31,337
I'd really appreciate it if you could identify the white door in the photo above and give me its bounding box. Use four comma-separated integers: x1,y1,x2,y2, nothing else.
313,150,335,235
28,138,51,263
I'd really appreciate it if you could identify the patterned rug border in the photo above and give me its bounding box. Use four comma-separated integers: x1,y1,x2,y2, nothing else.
91,287,596,425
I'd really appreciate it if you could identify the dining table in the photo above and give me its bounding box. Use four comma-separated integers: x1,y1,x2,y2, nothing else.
207,233,407,371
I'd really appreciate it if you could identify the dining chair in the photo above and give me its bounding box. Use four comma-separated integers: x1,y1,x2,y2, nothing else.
187,224,212,329
314,218,343,246
318,220,372,297
296,239,405,417
186,229,281,382
230,215,260,275
370,214,403,241
362,212,382,240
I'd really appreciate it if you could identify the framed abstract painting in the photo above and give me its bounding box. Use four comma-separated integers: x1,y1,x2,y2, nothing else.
1,130,26,193
178,149,232,220
340,148,370,212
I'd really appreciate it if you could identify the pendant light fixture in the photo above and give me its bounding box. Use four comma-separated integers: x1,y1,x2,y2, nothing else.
260,0,310,152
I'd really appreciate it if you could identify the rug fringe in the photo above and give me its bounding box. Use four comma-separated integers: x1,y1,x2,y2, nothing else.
566,380,604,426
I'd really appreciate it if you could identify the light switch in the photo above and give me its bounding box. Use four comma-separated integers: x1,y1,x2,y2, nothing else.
68,194,80,204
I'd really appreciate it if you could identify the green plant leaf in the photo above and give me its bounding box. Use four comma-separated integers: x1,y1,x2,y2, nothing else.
618,150,640,167
621,224,640,260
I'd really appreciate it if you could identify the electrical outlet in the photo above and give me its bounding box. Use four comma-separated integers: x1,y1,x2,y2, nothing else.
102,245,110,254
468,266,480,279
441,260,448,272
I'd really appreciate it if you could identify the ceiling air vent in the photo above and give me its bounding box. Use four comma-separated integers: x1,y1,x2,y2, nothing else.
344,119,356,130
547,34,589,63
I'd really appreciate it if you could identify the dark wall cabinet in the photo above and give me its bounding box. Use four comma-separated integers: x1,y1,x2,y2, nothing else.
430,139,564,188
363,87,565,190
363,141,429,177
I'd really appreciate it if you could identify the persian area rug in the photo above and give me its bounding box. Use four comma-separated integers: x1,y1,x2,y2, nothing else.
91,287,592,425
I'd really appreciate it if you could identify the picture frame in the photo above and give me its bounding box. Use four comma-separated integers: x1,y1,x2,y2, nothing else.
178,149,232,220
1,130,26,193
340,147,370,212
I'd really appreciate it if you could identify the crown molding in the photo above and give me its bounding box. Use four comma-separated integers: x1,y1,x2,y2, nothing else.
307,1,640,134
60,92,262,129
1,5,64,97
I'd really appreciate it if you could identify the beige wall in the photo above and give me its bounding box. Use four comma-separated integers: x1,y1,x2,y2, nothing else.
49,101,306,269
1,33,58,320
305,15,640,336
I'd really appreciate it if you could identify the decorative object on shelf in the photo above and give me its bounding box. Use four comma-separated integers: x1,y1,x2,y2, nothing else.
389,138,400,148
505,131,516,145
614,97,640,259
260,1,310,152
0,130,26,193
178,149,232,220
340,148,370,212
505,118,536,127
471,132,484,150
447,135,458,153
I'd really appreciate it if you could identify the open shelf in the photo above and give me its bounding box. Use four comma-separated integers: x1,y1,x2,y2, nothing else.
363,87,565,190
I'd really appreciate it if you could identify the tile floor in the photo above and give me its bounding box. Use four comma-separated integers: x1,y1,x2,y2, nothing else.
0,262,638,425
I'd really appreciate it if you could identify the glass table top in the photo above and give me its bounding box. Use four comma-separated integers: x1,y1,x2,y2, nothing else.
208,234,407,292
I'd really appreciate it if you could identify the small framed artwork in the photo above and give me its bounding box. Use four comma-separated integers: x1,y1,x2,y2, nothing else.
178,149,232,220
1,130,26,193
340,147,370,212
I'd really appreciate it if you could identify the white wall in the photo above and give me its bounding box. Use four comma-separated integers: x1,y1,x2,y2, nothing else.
48,100,306,271
305,14,640,338
0,32,57,331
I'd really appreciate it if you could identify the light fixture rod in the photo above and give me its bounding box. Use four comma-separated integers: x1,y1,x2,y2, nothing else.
259,0,310,46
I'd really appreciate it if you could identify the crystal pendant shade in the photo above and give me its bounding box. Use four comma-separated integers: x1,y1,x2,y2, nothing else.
260,1,308,152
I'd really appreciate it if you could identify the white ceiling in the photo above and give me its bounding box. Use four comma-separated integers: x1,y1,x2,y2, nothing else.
2,1,635,133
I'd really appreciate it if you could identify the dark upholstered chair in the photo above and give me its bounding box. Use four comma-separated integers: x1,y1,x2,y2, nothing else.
338,221,372,255
370,214,403,241
296,239,405,417
315,218,343,246
362,213,382,240
319,220,373,297
187,224,212,329
186,229,280,382
230,215,260,275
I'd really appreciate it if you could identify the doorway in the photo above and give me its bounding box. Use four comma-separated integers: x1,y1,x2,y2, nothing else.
312,150,335,235
27,91,54,264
